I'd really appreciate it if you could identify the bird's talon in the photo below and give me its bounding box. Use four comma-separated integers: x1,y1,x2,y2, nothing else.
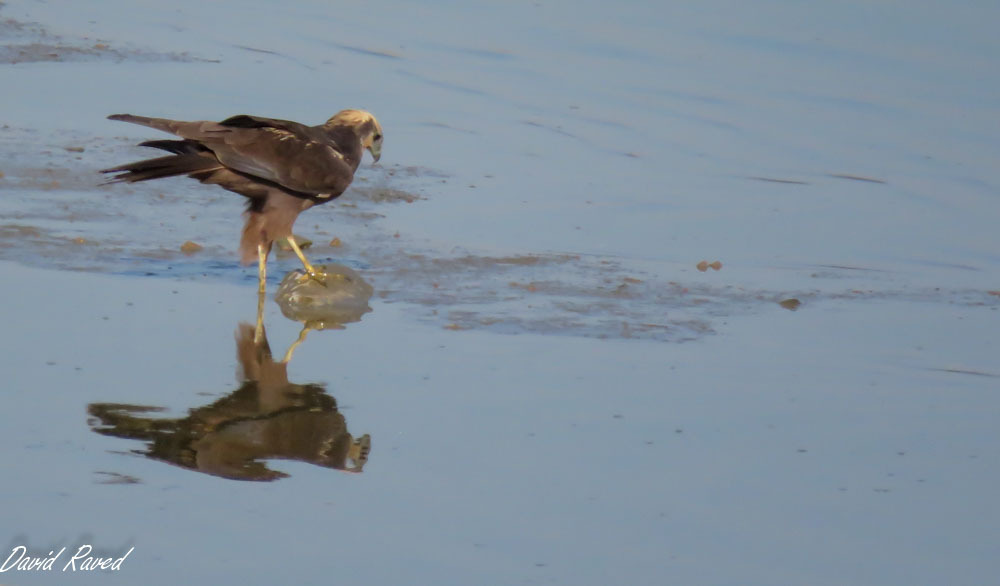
296,270,327,287
103,109,382,290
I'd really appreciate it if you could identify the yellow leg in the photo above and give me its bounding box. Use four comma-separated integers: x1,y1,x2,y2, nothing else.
254,244,268,344
286,236,328,287
257,243,268,294
254,288,266,345
281,324,313,364
286,236,317,276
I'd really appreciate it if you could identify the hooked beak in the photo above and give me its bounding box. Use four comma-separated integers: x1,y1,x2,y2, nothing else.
368,143,381,163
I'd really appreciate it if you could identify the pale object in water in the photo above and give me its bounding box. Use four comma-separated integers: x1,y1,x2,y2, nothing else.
274,263,373,327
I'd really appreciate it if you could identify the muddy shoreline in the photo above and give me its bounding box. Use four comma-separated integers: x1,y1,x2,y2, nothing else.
2,123,996,344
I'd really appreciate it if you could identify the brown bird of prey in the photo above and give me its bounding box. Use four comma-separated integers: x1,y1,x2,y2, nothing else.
102,110,383,292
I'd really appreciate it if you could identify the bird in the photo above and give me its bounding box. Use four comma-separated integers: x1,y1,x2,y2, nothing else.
87,320,371,481
101,109,383,292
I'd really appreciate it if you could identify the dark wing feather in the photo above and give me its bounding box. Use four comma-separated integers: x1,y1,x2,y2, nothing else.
100,152,220,184
219,115,303,130
108,113,358,197
171,122,354,196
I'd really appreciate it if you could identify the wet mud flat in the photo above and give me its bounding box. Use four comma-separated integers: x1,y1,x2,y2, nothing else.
0,2,210,64
1,0,997,344
1,123,997,344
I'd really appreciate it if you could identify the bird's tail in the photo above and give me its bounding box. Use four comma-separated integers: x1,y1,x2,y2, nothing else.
107,113,184,134
100,140,222,184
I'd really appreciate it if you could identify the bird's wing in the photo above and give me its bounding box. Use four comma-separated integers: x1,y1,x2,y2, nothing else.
217,114,304,130
177,116,354,196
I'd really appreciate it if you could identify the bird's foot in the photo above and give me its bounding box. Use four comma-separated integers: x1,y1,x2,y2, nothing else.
298,269,328,287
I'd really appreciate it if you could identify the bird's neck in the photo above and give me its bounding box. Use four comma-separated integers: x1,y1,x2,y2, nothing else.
324,125,364,171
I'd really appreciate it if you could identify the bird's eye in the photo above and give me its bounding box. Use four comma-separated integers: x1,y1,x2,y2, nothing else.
373,133,382,141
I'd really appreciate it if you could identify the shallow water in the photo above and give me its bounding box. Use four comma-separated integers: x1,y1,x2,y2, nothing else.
1,1,998,584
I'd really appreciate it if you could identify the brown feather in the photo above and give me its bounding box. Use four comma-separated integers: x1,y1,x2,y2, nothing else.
101,153,221,184
104,109,381,266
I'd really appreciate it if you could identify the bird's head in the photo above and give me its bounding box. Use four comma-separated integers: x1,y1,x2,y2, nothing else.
325,109,383,163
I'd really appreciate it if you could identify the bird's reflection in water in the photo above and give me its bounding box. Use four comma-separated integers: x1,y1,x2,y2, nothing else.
88,265,373,482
